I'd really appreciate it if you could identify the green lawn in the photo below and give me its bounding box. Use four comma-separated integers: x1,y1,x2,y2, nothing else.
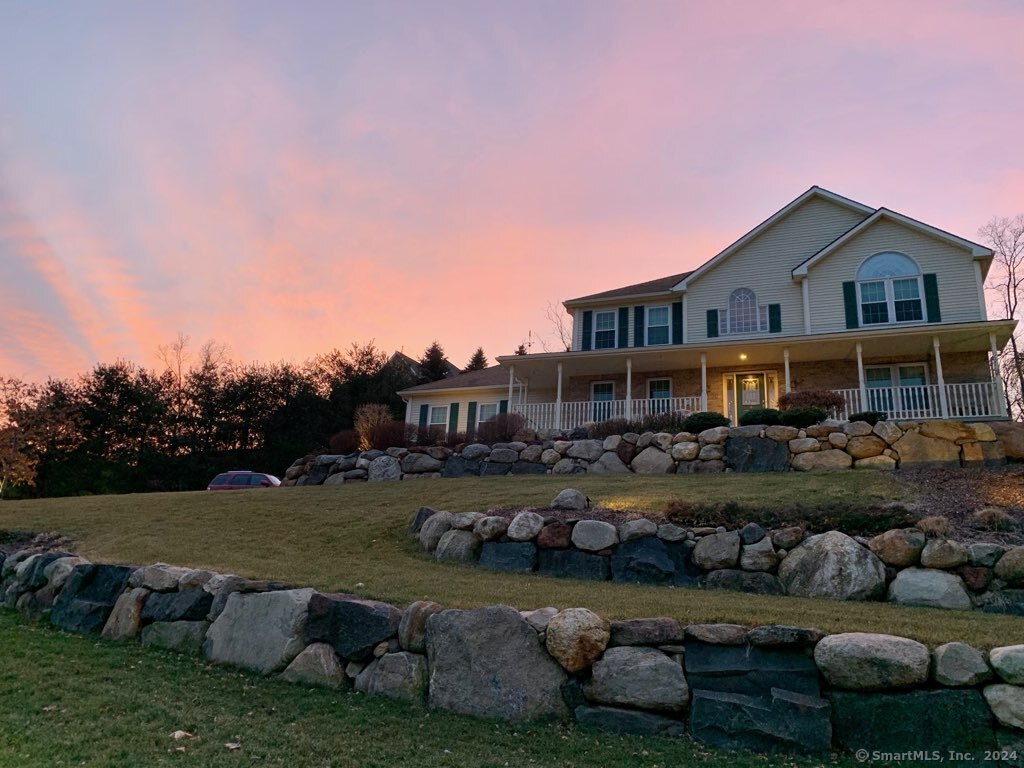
1,473,1021,648
0,612,857,768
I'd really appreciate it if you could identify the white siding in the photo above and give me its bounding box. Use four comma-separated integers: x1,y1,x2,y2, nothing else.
569,301,680,350
685,197,867,342
808,218,984,334
404,390,508,433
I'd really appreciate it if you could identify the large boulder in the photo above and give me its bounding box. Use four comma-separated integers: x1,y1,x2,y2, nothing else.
618,518,657,542
418,511,454,552
814,633,930,690
279,641,345,688
990,645,1024,685
425,605,569,721
703,569,784,595
611,538,676,585
684,641,820,697
995,546,1024,585
566,440,604,462
402,453,443,474
739,538,778,572
479,542,537,572
433,530,481,562
630,447,675,474
441,455,481,478
304,593,402,661
887,568,973,610
50,564,135,635
846,435,886,459
129,563,191,592
692,530,740,570
362,651,428,703
537,549,610,581
367,455,402,481
586,646,688,712
141,620,209,654
203,588,316,673
575,705,685,737
778,531,886,600
921,539,969,569
398,600,444,653
507,511,544,541
609,617,684,647
545,608,609,673
550,488,588,510
990,421,1024,460
791,449,853,471
571,520,618,552
893,429,962,467
983,684,1024,730
141,589,214,623
724,436,790,472
933,642,992,687
101,587,150,641
869,528,926,567
473,516,509,541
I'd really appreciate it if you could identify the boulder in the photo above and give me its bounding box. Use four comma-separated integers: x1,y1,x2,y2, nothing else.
479,542,537,573
995,546,1024,585
487,448,519,464
473,515,509,541
630,446,675,474
893,429,962,467
450,511,483,530
959,565,994,592
846,435,886,459
699,426,730,444
368,455,402,481
101,587,150,641
434,530,481,562
828,432,849,448
991,421,1024,460
304,593,402,661
585,646,688,712
791,449,853,471
461,443,491,461
177,569,216,590
129,563,191,592
537,549,609,581
567,440,604,462
545,608,610,673
778,531,886,600
764,425,800,441
873,421,903,444
869,529,926,567
671,442,700,461
739,522,765,544
398,600,443,653
657,524,689,542
684,623,748,646
771,526,805,550
933,642,992,687
536,522,572,549
739,538,778,572
551,488,588,510
618,518,657,542
408,507,437,534
725,436,790,472
519,444,544,463
698,444,724,461
522,607,558,632
611,538,676,585
362,651,428,702
203,588,315,673
968,542,1006,567
418,511,454,552
921,539,969,569
814,633,930,690
984,684,1024,730
540,449,561,466
279,641,345,688
50,564,135,635
442,455,481,477
590,451,630,473
507,511,544,541
788,437,819,454
746,625,825,648
574,705,685,737
990,645,1024,685
888,568,972,610
692,530,740,570
141,620,209,654
684,641,820,697
703,569,784,595
609,617,684,646
571,520,618,552
141,589,214,623
425,605,568,721
42,556,88,591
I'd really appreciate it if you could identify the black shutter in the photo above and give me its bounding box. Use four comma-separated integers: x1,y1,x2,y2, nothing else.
843,282,859,329
924,274,941,323
582,311,593,351
768,303,782,333
672,301,683,344
707,309,719,338
466,401,477,436
499,399,508,414
618,307,629,348
448,403,459,434
418,404,429,428
633,306,645,347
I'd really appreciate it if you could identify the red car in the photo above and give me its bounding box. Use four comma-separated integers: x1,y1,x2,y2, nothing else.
206,471,281,490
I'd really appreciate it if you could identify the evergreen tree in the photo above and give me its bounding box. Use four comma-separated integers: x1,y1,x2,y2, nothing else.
464,347,488,372
417,341,450,384
514,344,528,355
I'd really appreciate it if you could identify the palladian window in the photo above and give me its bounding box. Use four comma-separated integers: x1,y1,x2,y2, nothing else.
721,288,768,334
856,252,924,325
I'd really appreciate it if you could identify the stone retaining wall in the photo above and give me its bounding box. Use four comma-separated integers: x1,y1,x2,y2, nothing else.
284,419,1006,485
2,542,1022,761
414,497,1024,615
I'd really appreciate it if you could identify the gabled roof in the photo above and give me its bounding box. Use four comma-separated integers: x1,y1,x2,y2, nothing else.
389,351,461,378
671,186,875,291
792,207,994,277
564,271,692,307
398,364,508,395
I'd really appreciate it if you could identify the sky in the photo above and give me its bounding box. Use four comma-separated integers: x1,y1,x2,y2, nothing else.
2,0,1023,382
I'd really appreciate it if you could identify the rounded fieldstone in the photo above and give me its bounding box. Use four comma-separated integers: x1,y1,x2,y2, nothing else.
933,642,992,687
398,600,444,653
434,530,481,562
657,524,689,542
545,608,610,673
778,531,885,601
920,539,969,569
507,512,545,541
983,684,1024,730
585,646,689,712
814,632,930,691
473,516,509,541
618,519,657,542
571,520,618,552
739,537,778,572
994,546,1024,585
869,529,926,567
887,568,972,610
692,530,740,570
631,446,676,474
550,488,588,510
846,435,886,459
418,511,455,552
990,645,1024,685
739,522,765,545
451,512,483,531
671,442,699,461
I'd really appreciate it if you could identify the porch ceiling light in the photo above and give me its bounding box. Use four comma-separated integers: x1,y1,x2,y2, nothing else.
739,353,748,360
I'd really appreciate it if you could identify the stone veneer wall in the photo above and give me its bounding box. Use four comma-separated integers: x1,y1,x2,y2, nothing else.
2,543,1023,761
284,419,1006,486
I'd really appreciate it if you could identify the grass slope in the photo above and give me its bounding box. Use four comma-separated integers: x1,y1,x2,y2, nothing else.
1,474,1021,647
0,612,856,768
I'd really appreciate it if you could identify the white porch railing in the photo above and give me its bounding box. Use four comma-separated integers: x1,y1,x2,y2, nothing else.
831,382,1004,421
513,397,701,432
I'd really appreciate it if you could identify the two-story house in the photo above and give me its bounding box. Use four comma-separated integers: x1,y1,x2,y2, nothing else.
399,187,1015,434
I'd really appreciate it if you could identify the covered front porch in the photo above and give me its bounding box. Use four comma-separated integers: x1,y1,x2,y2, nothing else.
499,321,1014,431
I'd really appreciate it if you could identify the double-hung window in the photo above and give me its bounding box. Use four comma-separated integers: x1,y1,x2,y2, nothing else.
646,306,670,345
856,252,924,326
477,403,498,423
429,405,448,432
594,311,616,349
647,378,671,413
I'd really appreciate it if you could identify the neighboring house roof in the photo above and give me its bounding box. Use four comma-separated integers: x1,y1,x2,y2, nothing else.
398,364,508,395
791,207,994,277
388,351,461,379
564,271,692,306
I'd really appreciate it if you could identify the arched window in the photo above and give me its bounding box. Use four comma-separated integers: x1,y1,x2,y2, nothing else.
856,252,923,325
727,288,766,334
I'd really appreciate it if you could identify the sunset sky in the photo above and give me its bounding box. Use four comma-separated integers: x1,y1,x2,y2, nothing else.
2,1,1023,382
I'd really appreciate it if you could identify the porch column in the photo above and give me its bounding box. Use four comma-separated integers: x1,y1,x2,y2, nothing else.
625,357,633,420
933,335,949,418
990,332,1007,416
783,348,791,393
507,365,515,405
555,362,563,431
801,279,811,335
700,353,708,411
856,342,867,413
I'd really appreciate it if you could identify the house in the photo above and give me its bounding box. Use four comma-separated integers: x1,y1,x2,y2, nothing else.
398,187,1015,435
388,351,461,381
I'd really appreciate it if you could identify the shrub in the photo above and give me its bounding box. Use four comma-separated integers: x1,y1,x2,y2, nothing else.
354,403,395,450
778,389,846,414
444,431,469,449
779,407,827,428
847,410,887,426
636,412,692,434
328,429,360,454
738,407,781,426
682,411,730,433
369,420,416,450
971,507,1015,532
588,419,632,439
476,412,527,443
915,515,952,537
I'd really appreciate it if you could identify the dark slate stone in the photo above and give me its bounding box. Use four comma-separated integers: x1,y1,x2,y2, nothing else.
611,537,676,585
480,462,510,476
441,456,481,478
510,461,548,475
702,569,784,595
663,540,701,587
50,564,134,634
304,593,402,661
575,705,686,737
831,689,995,766
684,641,820,698
362,449,384,460
609,617,685,646
537,549,610,581
725,436,790,473
479,542,537,573
569,428,589,440
21,552,74,590
739,522,766,545
141,589,213,623
304,463,332,486
978,589,1024,616
561,677,587,711
335,455,358,472
408,506,437,534
690,688,831,756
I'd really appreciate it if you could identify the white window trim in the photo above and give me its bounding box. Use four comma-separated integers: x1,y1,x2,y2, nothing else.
477,402,499,423
593,310,617,349
719,290,769,336
428,405,448,426
647,377,672,399
590,381,615,401
645,305,670,346
856,275,925,326
864,362,931,388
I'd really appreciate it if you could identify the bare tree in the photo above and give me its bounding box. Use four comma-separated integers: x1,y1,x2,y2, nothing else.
980,215,1024,418
538,301,572,353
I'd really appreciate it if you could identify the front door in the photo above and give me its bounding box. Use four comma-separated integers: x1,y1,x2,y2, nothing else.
734,373,766,421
